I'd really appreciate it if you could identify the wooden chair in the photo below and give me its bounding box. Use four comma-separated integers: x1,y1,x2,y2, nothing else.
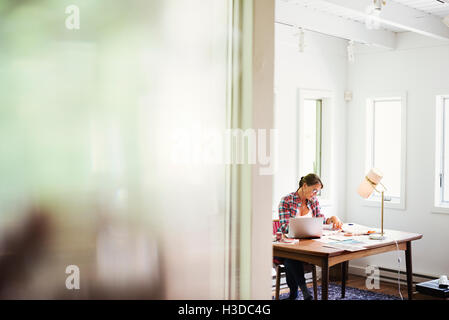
273,219,318,300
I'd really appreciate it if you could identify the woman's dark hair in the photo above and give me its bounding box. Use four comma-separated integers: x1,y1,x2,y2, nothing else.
299,173,323,189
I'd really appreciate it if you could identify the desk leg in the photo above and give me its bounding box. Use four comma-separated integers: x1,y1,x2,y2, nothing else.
312,265,318,300
275,265,281,300
405,241,413,300
321,259,329,300
341,261,347,299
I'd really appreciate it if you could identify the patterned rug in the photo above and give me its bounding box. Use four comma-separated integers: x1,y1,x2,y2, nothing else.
273,283,401,300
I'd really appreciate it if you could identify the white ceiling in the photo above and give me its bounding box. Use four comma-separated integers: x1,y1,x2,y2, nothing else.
277,0,449,48
280,0,449,33
281,0,401,32
393,0,449,18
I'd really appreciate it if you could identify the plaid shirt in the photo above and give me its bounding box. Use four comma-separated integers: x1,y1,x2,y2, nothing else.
277,192,324,234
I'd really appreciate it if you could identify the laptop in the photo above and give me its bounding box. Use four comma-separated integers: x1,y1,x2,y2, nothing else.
288,217,324,239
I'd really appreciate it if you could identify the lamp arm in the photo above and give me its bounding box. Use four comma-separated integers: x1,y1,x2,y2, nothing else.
374,181,387,193
365,176,387,193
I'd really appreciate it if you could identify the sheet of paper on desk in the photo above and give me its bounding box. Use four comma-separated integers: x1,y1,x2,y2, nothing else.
319,233,369,243
318,237,366,251
327,234,353,241
322,229,342,237
322,241,366,252
342,223,375,235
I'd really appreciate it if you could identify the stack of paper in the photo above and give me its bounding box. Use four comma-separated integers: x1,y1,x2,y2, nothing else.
279,238,299,245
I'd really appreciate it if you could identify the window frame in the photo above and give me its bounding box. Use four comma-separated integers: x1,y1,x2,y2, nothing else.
302,98,322,178
315,99,323,178
433,94,449,214
297,89,333,207
363,92,407,210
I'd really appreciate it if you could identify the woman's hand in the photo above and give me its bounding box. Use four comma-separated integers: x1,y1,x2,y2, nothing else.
326,216,343,230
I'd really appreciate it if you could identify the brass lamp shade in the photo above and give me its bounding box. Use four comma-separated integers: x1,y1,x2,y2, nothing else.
357,168,383,198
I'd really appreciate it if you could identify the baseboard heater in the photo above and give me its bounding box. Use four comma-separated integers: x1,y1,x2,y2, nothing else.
376,266,436,285
272,266,437,290
348,265,437,286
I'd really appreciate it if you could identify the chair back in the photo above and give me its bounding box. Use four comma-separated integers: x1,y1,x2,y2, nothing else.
272,219,283,265
273,219,281,235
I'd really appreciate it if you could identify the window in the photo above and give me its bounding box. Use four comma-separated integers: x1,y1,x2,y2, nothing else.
272,89,332,219
298,89,332,204
365,95,406,209
301,99,322,177
434,95,449,211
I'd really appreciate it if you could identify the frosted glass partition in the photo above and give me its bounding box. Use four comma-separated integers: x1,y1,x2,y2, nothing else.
0,0,229,299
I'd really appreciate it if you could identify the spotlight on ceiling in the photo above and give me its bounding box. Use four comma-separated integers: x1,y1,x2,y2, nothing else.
443,15,449,28
365,0,386,30
294,27,305,52
437,1,449,27
373,0,384,12
347,40,355,63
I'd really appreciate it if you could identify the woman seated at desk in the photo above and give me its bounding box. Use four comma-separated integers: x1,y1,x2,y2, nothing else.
275,173,343,300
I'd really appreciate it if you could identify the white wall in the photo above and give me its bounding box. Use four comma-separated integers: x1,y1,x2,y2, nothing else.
274,24,449,277
274,24,348,220
346,32,449,277
251,0,275,300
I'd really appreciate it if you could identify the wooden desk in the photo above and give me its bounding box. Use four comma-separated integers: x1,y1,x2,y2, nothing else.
273,229,422,300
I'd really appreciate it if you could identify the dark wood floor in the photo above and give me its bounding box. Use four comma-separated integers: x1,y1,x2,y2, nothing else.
272,274,440,300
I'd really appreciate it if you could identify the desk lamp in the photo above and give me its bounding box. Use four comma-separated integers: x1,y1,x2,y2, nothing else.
357,168,387,240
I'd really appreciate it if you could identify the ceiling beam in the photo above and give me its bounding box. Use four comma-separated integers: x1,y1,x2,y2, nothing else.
322,0,449,41
276,1,396,49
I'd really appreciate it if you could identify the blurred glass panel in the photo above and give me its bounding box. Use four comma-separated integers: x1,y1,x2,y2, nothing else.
0,0,229,299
